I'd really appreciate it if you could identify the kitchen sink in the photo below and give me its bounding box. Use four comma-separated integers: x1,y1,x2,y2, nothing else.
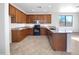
49,26,56,30
50,28,56,30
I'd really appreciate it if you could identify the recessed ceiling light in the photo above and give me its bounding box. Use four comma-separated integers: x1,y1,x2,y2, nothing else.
48,5,52,8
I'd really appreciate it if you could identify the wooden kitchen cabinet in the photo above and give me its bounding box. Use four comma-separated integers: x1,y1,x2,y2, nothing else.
26,15,30,23
52,33,67,51
12,30,22,42
16,9,21,23
16,9,26,23
40,28,47,35
46,15,51,23
9,4,16,17
30,15,35,23
12,29,28,42
9,4,51,23
47,29,53,46
12,28,33,42
9,4,16,23
28,28,33,35
47,29,67,51
9,4,26,23
26,14,51,24
20,12,26,23
26,15,35,23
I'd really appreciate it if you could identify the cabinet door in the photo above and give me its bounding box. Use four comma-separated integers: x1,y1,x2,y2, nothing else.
9,4,16,23
12,30,18,42
16,9,22,23
47,30,53,47
47,15,51,23
21,29,27,39
38,15,51,24
23,14,27,23
26,14,51,24
39,15,44,23
28,15,33,23
12,30,22,42
52,33,67,51
26,15,30,23
42,15,51,23
28,28,33,35
20,12,26,23
16,9,26,23
44,15,47,23
40,28,47,35
9,4,16,16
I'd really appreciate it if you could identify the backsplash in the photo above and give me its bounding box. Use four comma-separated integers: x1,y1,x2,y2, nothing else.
11,23,27,28
11,23,52,28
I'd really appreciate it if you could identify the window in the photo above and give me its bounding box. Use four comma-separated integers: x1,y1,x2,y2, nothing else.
59,15,73,27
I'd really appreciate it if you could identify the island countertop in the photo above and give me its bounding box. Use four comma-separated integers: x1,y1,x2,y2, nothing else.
40,26,73,33
47,28,72,33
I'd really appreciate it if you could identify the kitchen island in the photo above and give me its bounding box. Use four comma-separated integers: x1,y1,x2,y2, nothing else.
46,27,72,52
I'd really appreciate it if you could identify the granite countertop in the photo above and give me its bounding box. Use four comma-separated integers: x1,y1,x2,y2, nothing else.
49,29,72,33
12,26,73,33
46,27,72,33
12,27,32,30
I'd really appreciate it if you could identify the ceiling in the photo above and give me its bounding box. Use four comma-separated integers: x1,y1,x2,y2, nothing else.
12,3,79,14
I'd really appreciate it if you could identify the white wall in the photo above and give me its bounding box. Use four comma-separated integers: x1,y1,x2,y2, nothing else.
73,13,79,32
77,14,79,32
4,3,10,54
0,3,10,55
51,12,59,27
51,12,79,32
0,3,6,54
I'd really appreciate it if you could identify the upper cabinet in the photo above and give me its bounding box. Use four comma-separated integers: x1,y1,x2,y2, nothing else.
16,9,26,23
26,15,51,24
9,4,16,23
9,4,16,17
9,4,51,24
9,4,26,23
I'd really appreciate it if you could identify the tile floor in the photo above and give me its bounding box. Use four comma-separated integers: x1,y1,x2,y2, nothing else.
10,32,79,55
71,32,79,55
10,36,71,55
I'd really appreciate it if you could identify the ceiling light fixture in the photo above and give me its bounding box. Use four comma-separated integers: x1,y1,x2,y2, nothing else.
48,5,52,8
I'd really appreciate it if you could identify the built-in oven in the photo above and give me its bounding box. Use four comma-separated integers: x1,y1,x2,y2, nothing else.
33,25,40,36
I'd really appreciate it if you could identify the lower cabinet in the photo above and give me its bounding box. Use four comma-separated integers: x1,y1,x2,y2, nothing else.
28,28,33,35
12,30,22,42
52,33,67,51
47,30,67,51
12,28,33,42
40,28,47,35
